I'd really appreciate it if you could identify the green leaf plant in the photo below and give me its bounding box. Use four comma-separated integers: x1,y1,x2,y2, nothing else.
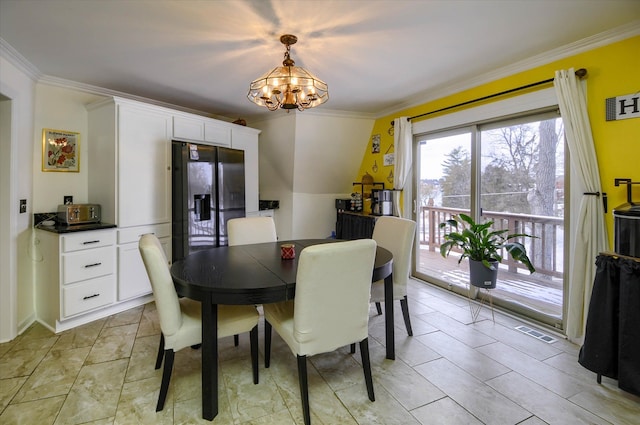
439,213,536,273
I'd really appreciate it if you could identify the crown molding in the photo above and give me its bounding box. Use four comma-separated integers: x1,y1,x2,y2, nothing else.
246,106,376,127
378,20,640,118
38,74,231,120
0,37,41,82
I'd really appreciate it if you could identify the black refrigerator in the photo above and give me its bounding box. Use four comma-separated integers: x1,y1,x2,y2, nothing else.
172,141,245,262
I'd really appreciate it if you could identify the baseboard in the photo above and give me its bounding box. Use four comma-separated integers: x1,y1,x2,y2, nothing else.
50,295,154,333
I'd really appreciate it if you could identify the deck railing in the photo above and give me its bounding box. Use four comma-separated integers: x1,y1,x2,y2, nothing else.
419,206,564,278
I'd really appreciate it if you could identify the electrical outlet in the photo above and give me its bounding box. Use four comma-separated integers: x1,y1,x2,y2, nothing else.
19,199,27,213
64,195,73,205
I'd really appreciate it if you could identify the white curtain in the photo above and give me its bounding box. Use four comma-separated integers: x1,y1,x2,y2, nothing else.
554,68,608,344
393,117,412,218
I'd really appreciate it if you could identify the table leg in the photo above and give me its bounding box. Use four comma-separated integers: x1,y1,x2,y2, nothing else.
201,298,218,420
384,273,395,360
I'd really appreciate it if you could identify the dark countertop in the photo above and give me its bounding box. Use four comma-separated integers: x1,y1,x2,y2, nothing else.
337,210,380,218
35,222,117,234
259,200,279,210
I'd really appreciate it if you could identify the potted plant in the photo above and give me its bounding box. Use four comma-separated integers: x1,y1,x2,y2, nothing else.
439,213,536,288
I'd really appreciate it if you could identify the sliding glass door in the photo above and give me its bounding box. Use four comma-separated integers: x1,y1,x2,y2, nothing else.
415,111,565,326
416,128,473,297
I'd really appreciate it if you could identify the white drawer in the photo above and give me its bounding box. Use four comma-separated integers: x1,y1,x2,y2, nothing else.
61,229,116,253
62,275,116,317
117,223,171,245
62,246,115,284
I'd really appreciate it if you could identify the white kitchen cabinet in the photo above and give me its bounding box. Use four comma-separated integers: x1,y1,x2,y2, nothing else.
35,228,123,333
82,97,260,331
173,114,231,147
231,126,260,215
88,97,172,227
173,115,205,141
116,223,171,301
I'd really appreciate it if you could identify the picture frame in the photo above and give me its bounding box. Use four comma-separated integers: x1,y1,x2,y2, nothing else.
42,128,80,172
384,153,394,166
371,134,381,153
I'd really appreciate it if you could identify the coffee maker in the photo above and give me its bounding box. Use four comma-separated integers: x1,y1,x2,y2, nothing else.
371,189,394,215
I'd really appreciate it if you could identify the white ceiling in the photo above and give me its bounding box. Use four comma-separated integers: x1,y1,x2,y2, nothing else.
1,0,639,121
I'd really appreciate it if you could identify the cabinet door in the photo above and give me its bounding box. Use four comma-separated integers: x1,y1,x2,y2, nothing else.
231,129,259,214
118,104,172,227
117,243,152,301
117,236,170,301
204,121,231,146
173,115,204,141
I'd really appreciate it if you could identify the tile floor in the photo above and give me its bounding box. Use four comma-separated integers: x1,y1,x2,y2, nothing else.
1,279,639,424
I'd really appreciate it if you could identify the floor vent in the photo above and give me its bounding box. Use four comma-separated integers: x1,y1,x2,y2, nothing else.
515,325,557,343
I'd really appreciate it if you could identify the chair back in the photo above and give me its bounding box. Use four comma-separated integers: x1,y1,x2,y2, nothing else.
372,216,416,297
293,239,377,356
139,233,182,337
228,216,277,246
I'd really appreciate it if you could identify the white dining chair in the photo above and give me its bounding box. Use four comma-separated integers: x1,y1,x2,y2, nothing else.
370,216,417,336
263,239,377,425
138,233,260,412
228,216,278,344
228,216,277,246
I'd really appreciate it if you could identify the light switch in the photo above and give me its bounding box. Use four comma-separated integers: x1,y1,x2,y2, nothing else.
19,199,27,213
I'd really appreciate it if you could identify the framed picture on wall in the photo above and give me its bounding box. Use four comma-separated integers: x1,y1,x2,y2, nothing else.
42,128,80,172
371,134,380,153
384,153,394,166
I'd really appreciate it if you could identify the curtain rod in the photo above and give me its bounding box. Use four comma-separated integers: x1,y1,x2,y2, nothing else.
599,251,640,263
391,68,587,127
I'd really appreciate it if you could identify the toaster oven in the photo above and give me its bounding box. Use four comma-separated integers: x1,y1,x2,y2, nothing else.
57,203,101,225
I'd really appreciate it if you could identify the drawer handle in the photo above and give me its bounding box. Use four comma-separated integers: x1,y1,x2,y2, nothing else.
83,240,100,245
84,262,102,268
83,293,100,300
138,233,155,237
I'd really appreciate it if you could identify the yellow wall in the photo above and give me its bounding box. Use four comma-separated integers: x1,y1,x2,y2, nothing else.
358,36,640,246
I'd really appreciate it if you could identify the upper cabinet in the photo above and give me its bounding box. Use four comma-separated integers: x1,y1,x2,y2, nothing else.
173,114,231,147
87,97,172,228
87,96,260,224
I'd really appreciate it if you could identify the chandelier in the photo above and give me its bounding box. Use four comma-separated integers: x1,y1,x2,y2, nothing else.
247,34,328,112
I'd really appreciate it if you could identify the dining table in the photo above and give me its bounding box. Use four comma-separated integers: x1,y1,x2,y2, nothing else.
169,238,394,421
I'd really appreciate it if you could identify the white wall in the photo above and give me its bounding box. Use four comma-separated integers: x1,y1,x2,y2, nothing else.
33,84,103,212
0,50,36,341
292,193,347,239
254,113,296,239
254,111,373,240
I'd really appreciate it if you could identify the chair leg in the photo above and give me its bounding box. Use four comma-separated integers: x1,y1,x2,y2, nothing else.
297,355,311,425
400,296,413,336
265,320,272,368
250,325,259,384
375,302,382,315
155,334,165,370
350,343,356,354
234,334,239,346
156,349,174,411
359,338,375,402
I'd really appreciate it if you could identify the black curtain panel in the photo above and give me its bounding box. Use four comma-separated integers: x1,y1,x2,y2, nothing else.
579,254,640,396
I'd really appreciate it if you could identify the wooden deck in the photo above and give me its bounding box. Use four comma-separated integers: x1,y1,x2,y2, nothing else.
415,244,563,318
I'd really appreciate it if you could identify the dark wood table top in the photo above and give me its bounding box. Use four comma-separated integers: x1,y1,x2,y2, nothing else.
170,239,393,305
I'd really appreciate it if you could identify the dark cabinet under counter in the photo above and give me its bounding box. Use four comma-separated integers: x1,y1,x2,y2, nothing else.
336,211,377,240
